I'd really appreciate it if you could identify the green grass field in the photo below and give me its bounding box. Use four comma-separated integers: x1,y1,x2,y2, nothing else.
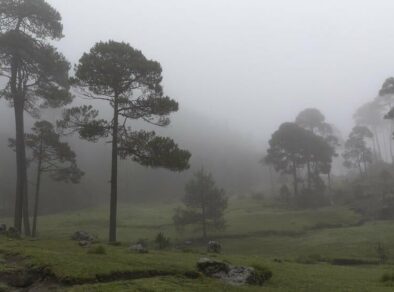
1,198,394,291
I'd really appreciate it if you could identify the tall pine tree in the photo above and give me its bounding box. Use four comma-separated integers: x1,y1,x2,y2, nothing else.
58,41,191,242
0,0,72,234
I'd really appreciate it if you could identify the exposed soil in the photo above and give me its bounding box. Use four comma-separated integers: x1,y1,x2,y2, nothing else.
0,252,200,291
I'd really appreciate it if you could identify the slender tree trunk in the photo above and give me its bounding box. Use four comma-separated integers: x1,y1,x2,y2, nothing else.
109,95,119,243
373,127,383,161
32,138,43,237
11,54,23,232
382,130,388,162
11,21,30,235
362,155,368,176
306,159,311,189
389,122,394,163
14,103,31,236
292,160,298,196
22,168,31,236
268,165,276,196
371,137,378,162
201,199,207,242
13,101,24,232
358,161,363,177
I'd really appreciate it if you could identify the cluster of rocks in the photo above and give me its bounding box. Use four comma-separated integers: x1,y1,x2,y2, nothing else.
0,224,21,239
71,231,96,247
197,257,272,286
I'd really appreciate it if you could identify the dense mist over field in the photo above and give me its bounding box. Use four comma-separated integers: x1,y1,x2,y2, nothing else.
4,1,394,291
46,0,394,138
2,0,394,213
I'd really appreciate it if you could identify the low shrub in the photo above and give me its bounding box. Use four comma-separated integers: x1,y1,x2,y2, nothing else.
87,245,106,255
381,272,394,283
251,264,273,284
154,232,170,250
0,283,9,292
375,242,390,264
330,258,378,266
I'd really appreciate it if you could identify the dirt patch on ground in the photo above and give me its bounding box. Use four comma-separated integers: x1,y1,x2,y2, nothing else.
0,252,200,290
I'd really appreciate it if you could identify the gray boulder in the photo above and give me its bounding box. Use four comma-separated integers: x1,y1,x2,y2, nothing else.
197,257,271,286
0,224,6,235
207,241,221,253
128,243,148,254
78,240,91,247
72,231,95,242
225,266,261,285
197,258,229,276
7,227,20,239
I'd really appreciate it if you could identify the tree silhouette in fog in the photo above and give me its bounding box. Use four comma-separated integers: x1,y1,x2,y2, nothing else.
10,121,83,237
0,0,72,235
295,108,339,189
173,169,227,241
58,41,191,242
265,123,335,196
343,126,373,176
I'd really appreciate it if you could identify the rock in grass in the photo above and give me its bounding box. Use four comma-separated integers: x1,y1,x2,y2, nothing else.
0,224,6,235
5,270,35,288
78,240,91,247
197,258,229,276
128,243,148,254
6,227,20,239
225,266,264,285
72,231,95,242
197,258,272,286
207,241,222,253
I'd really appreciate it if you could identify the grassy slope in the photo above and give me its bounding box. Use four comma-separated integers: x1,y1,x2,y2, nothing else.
1,198,394,291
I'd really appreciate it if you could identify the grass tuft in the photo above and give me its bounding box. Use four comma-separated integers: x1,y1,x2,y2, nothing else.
87,245,107,255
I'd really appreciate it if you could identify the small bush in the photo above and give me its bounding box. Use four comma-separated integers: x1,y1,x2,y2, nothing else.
381,272,394,283
6,227,20,239
154,232,170,250
87,245,106,255
375,242,389,264
0,283,9,292
330,258,378,266
251,264,273,284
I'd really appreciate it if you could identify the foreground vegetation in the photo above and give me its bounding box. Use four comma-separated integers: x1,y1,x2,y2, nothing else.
1,198,394,291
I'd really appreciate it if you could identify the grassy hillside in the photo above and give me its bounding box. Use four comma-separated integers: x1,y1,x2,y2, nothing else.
1,198,394,291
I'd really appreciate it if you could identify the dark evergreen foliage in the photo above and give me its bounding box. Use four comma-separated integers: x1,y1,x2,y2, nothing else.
343,126,373,176
9,121,83,236
265,122,335,196
173,169,227,240
58,41,191,242
0,0,71,235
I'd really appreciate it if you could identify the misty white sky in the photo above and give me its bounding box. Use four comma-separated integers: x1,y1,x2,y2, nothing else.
32,1,394,142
